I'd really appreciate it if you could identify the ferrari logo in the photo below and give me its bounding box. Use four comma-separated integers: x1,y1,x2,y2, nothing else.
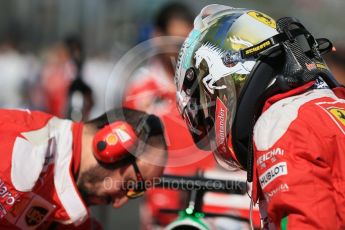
329,108,345,126
25,206,48,226
247,11,276,29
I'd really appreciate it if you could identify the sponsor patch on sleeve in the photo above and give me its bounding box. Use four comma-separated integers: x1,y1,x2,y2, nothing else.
259,162,288,189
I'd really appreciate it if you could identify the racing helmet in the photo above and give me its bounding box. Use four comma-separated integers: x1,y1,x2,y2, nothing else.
175,4,336,173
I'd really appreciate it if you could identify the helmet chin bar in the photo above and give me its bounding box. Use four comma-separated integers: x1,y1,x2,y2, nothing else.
231,17,338,182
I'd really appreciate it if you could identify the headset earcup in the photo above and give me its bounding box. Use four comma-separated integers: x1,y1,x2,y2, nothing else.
92,121,138,163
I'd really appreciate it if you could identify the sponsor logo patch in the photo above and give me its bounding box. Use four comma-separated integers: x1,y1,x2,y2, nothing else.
328,108,345,126
215,97,229,157
25,206,48,226
0,180,17,207
259,162,288,189
317,102,345,134
106,133,118,145
5,193,55,229
0,178,20,217
115,125,132,143
0,179,16,206
264,183,289,202
316,62,327,70
306,62,316,71
244,40,271,57
257,148,284,166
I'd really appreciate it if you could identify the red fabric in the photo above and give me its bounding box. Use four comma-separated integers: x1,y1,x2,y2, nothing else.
252,85,345,229
41,58,76,117
0,110,88,229
333,86,345,99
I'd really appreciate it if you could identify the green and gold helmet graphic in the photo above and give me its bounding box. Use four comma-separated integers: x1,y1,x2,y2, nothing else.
175,4,278,170
175,4,335,171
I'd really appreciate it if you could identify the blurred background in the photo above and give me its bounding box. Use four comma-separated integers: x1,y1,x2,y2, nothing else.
0,0,344,115
0,0,344,229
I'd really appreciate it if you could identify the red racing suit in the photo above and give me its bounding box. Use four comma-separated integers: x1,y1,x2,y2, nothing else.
251,80,345,229
0,109,93,229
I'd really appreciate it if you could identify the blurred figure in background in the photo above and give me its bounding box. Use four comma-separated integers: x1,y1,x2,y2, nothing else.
0,34,38,109
125,2,195,115
64,36,94,122
67,76,94,121
82,55,115,119
40,40,77,117
39,36,93,121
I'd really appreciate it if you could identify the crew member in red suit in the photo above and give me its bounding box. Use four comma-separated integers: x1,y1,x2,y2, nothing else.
0,108,167,229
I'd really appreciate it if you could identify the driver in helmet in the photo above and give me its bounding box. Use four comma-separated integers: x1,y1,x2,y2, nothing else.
175,4,345,229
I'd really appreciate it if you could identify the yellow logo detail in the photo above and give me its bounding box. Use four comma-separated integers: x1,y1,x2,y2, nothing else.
248,11,276,29
329,108,345,126
316,62,327,70
106,133,118,145
245,40,271,55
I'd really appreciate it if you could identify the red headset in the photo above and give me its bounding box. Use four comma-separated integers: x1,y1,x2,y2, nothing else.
92,121,138,163
92,115,164,164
